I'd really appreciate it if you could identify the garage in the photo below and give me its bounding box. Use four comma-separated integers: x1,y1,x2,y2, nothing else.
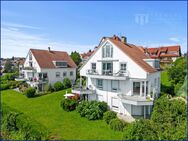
97,95,103,102
111,97,119,112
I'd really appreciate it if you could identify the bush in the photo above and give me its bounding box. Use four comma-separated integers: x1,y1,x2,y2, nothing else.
76,101,108,120
19,83,29,92
54,81,64,91
103,111,117,124
44,84,54,92
109,118,125,131
123,119,159,140
24,87,36,98
61,99,78,111
2,105,48,140
63,78,72,89
1,84,10,90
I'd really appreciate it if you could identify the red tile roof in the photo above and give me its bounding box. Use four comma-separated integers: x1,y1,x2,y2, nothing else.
145,45,181,58
108,37,157,73
30,49,77,69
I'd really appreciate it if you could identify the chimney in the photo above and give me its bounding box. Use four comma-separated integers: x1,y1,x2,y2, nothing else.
121,36,127,43
48,47,51,51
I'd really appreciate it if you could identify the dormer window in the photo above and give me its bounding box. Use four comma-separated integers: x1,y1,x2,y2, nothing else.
102,43,113,58
54,61,67,68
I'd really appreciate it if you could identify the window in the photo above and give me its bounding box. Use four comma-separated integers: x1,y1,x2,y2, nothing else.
142,81,144,95
120,63,127,71
102,43,113,58
155,60,160,68
29,62,33,67
70,71,73,76
133,82,140,95
56,72,60,78
154,78,157,86
146,81,148,95
112,80,119,91
102,62,113,75
91,63,96,70
63,72,67,77
29,53,32,60
97,79,103,89
55,61,67,68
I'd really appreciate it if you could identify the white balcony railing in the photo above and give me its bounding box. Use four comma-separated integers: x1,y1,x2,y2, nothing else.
86,69,129,77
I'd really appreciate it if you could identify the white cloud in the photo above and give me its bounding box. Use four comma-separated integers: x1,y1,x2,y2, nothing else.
1,22,94,58
2,22,40,30
169,37,180,42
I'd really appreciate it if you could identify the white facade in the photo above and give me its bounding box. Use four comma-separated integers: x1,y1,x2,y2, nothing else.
22,50,76,91
79,39,160,118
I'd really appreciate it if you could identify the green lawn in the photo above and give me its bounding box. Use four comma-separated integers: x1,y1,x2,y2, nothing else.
2,89,123,140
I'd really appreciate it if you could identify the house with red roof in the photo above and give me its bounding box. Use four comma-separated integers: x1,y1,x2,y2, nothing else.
21,47,77,91
72,35,160,119
144,45,181,64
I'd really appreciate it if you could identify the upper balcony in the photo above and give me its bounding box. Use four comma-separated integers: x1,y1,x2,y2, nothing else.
72,85,96,95
22,67,37,73
118,94,153,106
86,69,130,80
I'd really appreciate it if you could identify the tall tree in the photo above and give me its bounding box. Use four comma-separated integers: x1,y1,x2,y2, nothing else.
70,51,81,66
4,60,13,73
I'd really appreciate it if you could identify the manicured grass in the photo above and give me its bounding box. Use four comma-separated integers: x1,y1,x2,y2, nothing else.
161,70,171,86
2,89,123,140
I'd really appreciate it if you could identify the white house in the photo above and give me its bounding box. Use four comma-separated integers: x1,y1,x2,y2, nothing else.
20,47,77,91
73,35,160,119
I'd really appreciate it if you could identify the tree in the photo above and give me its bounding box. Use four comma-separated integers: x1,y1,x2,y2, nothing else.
70,51,81,66
123,119,159,140
4,60,13,73
167,57,186,85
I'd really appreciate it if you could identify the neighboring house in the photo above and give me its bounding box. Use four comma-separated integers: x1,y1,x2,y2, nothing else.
142,45,181,64
21,48,77,91
73,35,160,119
80,47,98,63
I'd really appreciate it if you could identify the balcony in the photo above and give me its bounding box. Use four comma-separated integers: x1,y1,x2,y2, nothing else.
86,69,129,80
118,94,153,106
27,77,48,85
22,67,36,73
72,85,96,95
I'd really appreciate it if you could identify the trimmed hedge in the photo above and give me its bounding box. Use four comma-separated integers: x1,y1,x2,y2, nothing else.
54,81,64,91
109,118,125,131
103,111,117,124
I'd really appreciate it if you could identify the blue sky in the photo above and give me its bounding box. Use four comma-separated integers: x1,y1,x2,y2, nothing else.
1,1,187,58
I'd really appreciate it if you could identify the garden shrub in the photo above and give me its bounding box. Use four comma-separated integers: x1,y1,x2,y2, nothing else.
54,81,64,91
44,84,54,92
63,78,72,89
1,104,48,140
109,118,125,131
1,84,10,90
76,100,108,120
61,98,78,111
103,111,117,124
19,83,29,92
24,87,36,98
